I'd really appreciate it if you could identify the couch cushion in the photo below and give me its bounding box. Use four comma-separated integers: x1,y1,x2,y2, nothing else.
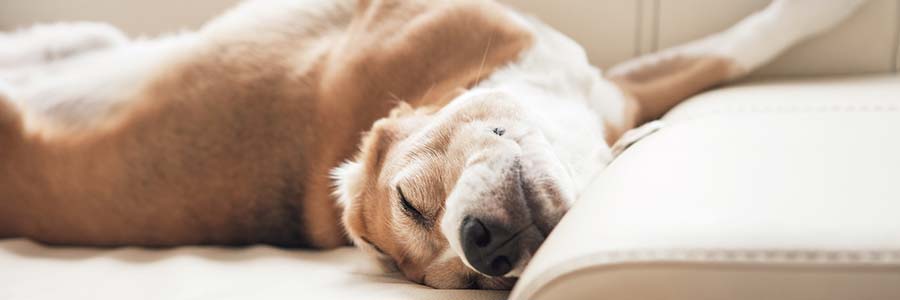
0,240,507,300
511,75,900,300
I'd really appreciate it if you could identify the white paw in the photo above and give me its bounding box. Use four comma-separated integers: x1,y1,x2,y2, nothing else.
697,0,866,76
0,22,129,68
41,22,129,58
611,120,665,157
767,0,868,37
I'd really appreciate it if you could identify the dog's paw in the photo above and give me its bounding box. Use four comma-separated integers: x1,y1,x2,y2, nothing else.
611,120,665,158
0,22,129,68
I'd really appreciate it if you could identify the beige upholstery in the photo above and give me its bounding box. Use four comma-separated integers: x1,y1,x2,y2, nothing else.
0,240,508,300
512,75,900,300
1,1,898,299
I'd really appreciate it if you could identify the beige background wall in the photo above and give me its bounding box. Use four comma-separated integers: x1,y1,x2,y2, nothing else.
0,0,242,36
2,0,898,75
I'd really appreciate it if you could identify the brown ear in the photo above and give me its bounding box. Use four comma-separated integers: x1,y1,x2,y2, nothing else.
332,114,404,243
332,102,418,212
359,118,402,175
360,102,436,172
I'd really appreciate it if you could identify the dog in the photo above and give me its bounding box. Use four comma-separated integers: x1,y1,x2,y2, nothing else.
0,0,864,290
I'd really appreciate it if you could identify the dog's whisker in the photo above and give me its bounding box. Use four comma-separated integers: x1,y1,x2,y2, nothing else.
473,33,495,86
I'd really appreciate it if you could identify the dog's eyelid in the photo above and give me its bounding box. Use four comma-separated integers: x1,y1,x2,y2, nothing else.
396,186,430,226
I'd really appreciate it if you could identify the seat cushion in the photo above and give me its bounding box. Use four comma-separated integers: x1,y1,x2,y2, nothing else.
0,240,507,300
510,75,900,300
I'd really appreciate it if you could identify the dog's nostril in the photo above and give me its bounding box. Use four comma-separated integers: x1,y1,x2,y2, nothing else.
463,216,493,248
490,256,511,274
473,219,491,247
460,216,521,276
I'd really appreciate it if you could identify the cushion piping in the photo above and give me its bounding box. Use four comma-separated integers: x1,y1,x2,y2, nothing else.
513,248,900,299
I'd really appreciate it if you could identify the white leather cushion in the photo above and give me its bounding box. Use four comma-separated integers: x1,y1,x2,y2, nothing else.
0,240,507,300
511,75,900,300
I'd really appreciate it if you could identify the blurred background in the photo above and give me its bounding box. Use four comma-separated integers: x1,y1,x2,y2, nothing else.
2,0,898,76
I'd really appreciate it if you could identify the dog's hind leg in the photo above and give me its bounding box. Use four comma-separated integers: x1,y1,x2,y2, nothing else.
0,22,128,70
606,0,867,129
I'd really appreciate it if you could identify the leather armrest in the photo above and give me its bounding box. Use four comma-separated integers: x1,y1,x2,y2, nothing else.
512,75,900,300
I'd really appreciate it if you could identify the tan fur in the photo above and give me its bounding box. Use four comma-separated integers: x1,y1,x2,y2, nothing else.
343,108,456,285
0,0,531,248
342,92,541,289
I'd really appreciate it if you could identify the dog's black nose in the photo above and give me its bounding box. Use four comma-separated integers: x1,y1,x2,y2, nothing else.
460,216,521,276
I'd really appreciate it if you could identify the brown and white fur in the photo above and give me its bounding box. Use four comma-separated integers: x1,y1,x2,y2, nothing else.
0,0,864,290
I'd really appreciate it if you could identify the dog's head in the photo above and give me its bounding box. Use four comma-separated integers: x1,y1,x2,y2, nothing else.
333,89,574,289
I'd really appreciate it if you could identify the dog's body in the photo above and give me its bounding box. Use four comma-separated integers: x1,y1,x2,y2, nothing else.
1,0,534,248
0,0,864,289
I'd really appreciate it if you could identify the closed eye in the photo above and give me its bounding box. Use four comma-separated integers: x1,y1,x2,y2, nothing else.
397,186,430,226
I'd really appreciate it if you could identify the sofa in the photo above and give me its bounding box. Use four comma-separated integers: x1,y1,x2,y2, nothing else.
2,0,899,299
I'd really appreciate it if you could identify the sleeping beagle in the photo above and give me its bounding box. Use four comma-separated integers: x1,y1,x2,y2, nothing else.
0,0,863,289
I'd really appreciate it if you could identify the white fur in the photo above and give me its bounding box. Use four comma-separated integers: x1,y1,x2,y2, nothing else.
0,0,351,134
713,0,867,73
0,22,197,133
331,161,365,209
0,22,127,69
610,0,867,79
11,34,195,134
439,12,620,277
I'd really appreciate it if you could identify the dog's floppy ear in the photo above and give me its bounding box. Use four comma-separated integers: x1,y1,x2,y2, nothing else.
331,101,438,209
331,104,409,209
331,108,409,246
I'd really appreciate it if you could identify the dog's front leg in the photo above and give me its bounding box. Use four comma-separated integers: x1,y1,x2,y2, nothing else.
606,0,867,129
